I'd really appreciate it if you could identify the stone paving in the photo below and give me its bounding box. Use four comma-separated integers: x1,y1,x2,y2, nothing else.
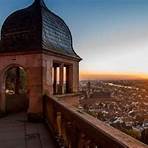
0,113,56,148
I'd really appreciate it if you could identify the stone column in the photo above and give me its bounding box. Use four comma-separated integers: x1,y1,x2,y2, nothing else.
0,72,5,112
66,65,73,93
27,66,43,121
66,66,70,93
15,67,20,94
53,66,57,94
59,63,64,94
72,62,79,93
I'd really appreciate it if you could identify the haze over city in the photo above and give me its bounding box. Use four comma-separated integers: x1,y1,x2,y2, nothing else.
1,0,148,79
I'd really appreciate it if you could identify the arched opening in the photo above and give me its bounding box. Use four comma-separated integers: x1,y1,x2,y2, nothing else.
5,66,29,113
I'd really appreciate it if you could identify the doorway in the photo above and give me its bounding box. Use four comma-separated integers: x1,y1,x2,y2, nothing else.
5,66,28,113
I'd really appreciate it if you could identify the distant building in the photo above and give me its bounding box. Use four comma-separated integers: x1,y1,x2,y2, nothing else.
90,91,111,99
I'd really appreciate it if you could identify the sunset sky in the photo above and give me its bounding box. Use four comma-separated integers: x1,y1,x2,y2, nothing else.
1,0,148,79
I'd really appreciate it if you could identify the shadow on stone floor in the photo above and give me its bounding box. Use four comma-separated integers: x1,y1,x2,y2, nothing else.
0,112,57,148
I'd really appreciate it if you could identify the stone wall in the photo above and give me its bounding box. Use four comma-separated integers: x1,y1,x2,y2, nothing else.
0,52,43,118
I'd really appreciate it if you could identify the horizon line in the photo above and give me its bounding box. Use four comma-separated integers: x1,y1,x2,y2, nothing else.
79,71,148,80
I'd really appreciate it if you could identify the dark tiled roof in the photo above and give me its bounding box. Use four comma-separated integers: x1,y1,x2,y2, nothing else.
0,0,81,60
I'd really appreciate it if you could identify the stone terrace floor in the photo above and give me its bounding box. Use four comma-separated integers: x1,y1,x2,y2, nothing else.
0,113,56,148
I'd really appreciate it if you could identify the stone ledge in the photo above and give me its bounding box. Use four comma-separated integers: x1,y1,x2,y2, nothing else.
46,96,148,148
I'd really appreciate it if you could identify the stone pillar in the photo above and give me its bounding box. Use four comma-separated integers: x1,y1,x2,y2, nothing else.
72,62,79,93
59,63,64,94
0,72,5,112
66,65,73,93
42,59,53,96
15,67,20,94
27,66,43,121
53,66,57,94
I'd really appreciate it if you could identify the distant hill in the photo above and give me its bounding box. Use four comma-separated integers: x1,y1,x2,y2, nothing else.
80,73,148,80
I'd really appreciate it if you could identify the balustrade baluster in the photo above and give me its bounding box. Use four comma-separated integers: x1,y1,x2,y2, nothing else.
77,133,86,148
57,112,62,137
67,121,80,148
44,96,148,148
61,117,68,147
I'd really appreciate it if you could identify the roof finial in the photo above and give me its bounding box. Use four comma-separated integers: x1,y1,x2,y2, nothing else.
35,0,42,3
35,0,41,2
34,0,46,7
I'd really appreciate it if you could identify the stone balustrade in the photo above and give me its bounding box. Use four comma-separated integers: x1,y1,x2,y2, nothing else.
43,95,147,148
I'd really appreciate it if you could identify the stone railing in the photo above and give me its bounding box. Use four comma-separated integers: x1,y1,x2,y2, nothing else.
43,95,147,148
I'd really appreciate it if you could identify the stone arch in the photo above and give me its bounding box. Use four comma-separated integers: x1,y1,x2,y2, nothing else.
0,64,29,113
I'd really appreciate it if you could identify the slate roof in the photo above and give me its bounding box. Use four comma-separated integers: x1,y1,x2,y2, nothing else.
0,0,81,60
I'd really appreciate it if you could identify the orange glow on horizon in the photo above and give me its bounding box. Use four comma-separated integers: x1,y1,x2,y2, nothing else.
80,71,148,80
